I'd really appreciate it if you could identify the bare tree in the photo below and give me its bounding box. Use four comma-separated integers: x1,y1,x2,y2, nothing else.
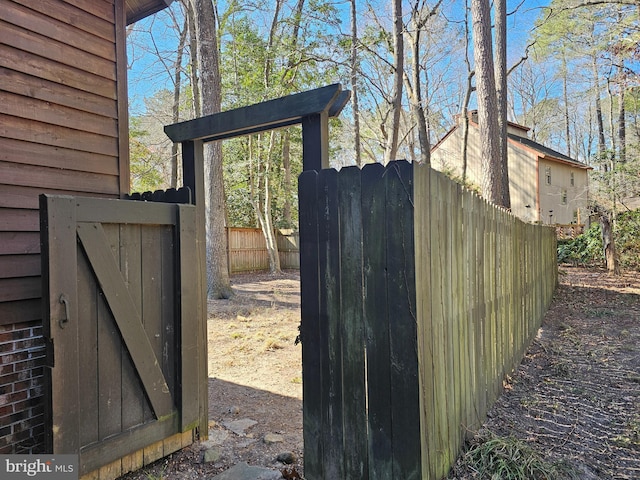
189,0,233,298
494,0,511,208
404,0,444,165
471,0,507,207
383,0,404,164
350,0,362,166
170,13,188,188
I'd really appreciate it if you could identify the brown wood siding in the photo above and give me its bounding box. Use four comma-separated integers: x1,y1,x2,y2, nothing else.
0,0,127,454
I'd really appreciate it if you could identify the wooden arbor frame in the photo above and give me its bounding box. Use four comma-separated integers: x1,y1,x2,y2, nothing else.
164,83,351,206
163,85,349,442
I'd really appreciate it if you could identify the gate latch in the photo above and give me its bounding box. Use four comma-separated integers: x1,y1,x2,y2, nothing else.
59,294,70,329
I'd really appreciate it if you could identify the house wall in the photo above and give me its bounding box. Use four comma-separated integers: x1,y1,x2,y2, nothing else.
538,159,589,225
431,124,483,186
431,124,589,225
431,125,539,222
506,142,539,222
0,0,129,454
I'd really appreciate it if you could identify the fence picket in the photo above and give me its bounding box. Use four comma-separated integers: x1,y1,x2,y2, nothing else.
337,166,368,479
298,170,323,479
385,161,421,480
362,163,393,480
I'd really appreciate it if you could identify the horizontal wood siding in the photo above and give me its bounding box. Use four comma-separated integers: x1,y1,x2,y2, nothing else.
0,0,124,455
227,227,300,273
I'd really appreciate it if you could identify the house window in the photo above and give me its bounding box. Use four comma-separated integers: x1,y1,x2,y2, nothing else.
561,189,567,205
570,172,575,187
545,167,551,185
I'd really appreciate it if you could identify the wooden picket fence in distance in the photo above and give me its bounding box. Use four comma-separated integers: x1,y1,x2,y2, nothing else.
226,227,299,273
298,161,558,480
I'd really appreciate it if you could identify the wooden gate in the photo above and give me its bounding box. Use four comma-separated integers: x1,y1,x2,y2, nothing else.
40,194,204,476
298,162,422,480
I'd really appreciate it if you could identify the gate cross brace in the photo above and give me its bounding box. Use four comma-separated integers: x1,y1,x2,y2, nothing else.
164,83,350,206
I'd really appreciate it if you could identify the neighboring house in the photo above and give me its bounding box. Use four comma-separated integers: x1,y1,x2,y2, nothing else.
1,0,174,462
431,111,592,225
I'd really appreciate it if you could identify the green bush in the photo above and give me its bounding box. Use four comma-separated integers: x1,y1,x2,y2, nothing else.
557,212,640,270
557,223,603,266
616,210,640,270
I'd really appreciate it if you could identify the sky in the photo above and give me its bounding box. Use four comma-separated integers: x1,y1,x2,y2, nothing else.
126,0,551,116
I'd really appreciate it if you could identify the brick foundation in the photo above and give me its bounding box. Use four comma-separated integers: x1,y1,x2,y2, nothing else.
0,321,46,454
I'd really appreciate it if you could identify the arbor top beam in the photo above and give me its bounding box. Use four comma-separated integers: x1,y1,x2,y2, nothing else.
164,83,350,144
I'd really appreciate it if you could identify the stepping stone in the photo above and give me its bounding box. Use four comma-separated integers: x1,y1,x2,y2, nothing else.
222,418,258,436
208,462,283,480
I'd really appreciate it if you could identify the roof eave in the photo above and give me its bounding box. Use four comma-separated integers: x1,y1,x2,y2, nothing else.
126,0,174,25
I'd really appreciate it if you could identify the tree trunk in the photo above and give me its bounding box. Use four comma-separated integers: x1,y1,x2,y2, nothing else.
561,54,571,157
190,0,233,299
461,0,473,183
407,13,428,164
601,214,620,275
384,0,404,164
282,130,292,228
185,0,202,118
170,15,188,189
617,63,626,163
494,0,510,208
471,0,504,206
350,0,362,166
592,55,606,157
260,131,281,273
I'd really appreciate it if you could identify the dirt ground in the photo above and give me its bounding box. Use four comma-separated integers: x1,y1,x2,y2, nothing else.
120,266,639,480
450,266,640,479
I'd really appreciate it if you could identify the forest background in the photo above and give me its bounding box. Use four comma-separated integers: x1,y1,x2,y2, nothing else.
126,0,640,281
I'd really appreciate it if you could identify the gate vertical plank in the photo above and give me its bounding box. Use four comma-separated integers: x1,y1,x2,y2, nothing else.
317,168,344,479
77,242,99,447
298,170,323,480
361,162,392,480
177,205,199,431
98,224,124,440
337,166,367,479
119,224,146,429
141,224,163,367
40,194,80,453
385,161,421,480
160,225,176,397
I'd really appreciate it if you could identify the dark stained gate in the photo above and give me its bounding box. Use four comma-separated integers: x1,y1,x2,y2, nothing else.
40,194,204,475
298,162,422,480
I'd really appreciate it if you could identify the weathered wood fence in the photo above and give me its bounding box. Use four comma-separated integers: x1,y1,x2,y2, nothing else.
227,227,299,272
298,161,557,480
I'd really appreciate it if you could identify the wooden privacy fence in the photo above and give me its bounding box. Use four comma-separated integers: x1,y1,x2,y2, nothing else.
227,227,299,272
298,161,557,480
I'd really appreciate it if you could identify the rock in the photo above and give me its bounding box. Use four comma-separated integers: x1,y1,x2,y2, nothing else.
202,429,229,447
276,452,296,464
203,447,223,464
228,405,241,415
208,462,283,480
223,418,258,436
236,438,257,448
263,433,284,444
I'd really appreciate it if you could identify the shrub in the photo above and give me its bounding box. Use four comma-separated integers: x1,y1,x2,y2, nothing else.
557,211,640,270
557,223,602,266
